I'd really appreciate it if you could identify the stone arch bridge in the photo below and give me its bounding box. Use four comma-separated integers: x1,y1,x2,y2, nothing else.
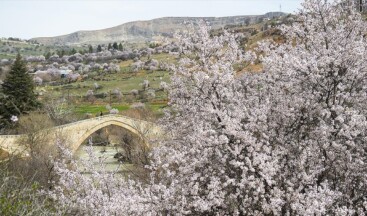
0,114,161,157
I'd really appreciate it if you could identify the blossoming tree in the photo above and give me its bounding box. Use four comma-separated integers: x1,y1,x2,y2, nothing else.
49,0,367,215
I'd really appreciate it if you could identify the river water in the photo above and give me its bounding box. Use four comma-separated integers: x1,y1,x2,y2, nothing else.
74,145,135,173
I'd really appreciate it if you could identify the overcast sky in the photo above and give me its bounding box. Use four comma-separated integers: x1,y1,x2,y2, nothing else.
0,0,303,39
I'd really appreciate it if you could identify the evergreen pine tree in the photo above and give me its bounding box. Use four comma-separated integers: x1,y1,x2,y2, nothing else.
59,49,65,57
45,52,51,60
112,42,118,50
118,43,123,51
69,48,77,55
97,45,102,52
0,54,40,127
88,45,93,53
108,43,112,50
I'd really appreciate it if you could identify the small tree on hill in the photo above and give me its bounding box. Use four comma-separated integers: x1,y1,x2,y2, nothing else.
45,52,51,60
56,49,66,57
69,48,77,55
0,54,40,128
112,42,118,50
118,43,123,51
97,45,102,52
88,45,93,53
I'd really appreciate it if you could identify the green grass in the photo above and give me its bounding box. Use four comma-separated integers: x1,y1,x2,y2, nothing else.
74,104,130,115
41,64,171,99
0,53,15,59
147,103,167,112
73,102,167,117
0,40,49,58
32,53,172,117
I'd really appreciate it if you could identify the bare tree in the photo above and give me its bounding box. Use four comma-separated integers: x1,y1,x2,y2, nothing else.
8,112,62,188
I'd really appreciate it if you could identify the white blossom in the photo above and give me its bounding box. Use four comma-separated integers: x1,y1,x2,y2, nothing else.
49,1,367,214
10,115,18,122
109,108,119,114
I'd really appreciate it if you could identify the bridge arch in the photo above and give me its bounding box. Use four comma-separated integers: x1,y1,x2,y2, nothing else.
0,114,160,157
71,119,144,152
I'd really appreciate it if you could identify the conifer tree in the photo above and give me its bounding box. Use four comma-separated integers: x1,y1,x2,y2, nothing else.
118,43,123,51
97,45,102,52
88,45,93,53
112,42,118,50
69,48,76,55
45,52,51,60
0,54,40,128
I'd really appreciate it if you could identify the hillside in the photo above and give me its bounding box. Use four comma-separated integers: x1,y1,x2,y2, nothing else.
31,12,285,45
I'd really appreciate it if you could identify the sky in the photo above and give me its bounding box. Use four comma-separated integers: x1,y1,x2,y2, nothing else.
0,0,303,39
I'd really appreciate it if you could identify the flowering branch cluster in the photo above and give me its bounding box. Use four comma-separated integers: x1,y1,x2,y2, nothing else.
49,1,367,215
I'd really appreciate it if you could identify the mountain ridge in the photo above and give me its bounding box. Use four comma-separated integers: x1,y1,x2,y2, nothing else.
31,12,285,45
